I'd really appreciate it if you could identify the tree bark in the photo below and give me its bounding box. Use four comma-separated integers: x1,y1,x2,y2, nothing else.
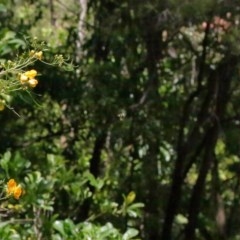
184,55,237,239
184,126,218,240
76,0,88,62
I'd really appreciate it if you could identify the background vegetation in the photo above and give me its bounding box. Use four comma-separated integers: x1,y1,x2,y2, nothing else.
0,0,240,239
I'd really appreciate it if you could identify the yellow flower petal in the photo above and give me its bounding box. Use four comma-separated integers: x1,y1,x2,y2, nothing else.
29,50,35,57
20,74,28,84
13,185,22,200
25,70,37,79
6,179,17,196
28,79,38,88
35,51,43,60
7,179,17,189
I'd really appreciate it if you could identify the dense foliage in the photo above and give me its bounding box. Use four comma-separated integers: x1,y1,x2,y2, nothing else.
1,0,240,239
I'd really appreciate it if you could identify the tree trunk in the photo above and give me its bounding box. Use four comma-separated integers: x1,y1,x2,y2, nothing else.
184,126,218,240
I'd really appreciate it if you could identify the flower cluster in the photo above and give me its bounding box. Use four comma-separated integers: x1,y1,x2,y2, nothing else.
29,50,43,60
6,179,22,200
19,69,38,88
0,41,72,114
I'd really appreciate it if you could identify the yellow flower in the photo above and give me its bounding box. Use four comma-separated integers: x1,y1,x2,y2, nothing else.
7,179,16,189
28,78,38,88
19,74,28,84
6,179,22,200
29,50,43,60
13,185,22,200
29,50,35,57
25,69,37,79
35,51,43,60
19,70,39,87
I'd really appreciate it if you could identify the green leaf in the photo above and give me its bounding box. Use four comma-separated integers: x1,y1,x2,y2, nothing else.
53,220,66,237
123,228,139,240
0,151,11,177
